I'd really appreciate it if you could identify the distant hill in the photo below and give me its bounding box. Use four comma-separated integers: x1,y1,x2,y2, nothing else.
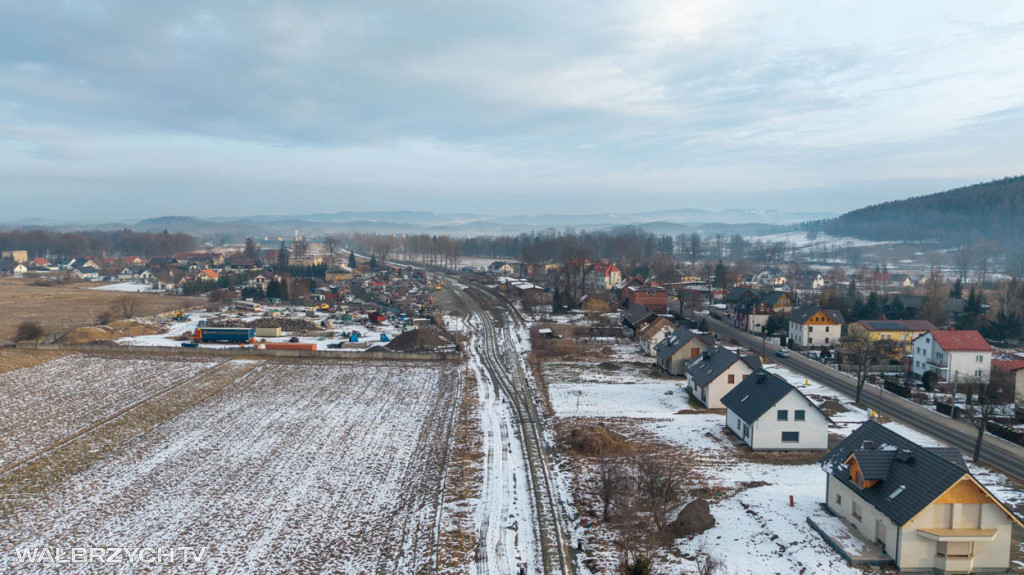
817,176,1024,244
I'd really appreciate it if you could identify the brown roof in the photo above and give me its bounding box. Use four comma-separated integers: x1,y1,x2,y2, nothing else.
929,330,992,352
993,359,1024,372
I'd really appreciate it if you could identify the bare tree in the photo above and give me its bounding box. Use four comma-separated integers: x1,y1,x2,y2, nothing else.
323,236,341,266
687,233,703,266
631,455,679,533
953,245,974,281
598,461,629,521
116,294,138,319
969,374,1014,462
841,331,882,405
292,238,309,259
695,539,722,575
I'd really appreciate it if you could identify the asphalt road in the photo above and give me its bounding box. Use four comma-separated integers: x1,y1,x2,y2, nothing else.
704,314,1024,482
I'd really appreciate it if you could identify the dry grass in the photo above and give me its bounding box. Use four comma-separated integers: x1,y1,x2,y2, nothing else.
0,349,70,375
0,277,199,342
433,366,484,573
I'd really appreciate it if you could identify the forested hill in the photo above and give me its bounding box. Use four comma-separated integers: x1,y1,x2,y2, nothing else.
817,176,1024,244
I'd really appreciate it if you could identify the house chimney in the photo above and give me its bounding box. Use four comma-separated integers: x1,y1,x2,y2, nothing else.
895,449,914,463
861,440,875,450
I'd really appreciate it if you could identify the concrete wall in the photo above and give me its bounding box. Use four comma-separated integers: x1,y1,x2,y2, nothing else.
749,390,829,450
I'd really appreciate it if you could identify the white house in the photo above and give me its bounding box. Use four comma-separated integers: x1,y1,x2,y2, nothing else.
587,262,622,291
817,421,1023,574
721,370,830,450
685,347,762,409
910,330,992,383
753,267,787,287
788,306,845,349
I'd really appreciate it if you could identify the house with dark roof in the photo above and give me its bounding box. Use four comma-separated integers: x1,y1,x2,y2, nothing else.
817,421,1022,573
760,290,795,313
911,330,992,383
655,328,715,376
636,316,676,357
788,306,844,349
721,370,830,450
724,287,758,309
621,304,657,338
685,347,762,409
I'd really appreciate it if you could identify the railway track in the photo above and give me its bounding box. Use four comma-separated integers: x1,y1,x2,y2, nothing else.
454,286,572,575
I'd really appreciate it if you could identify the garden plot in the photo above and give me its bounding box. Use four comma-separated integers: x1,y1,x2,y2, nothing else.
545,358,1024,574
1,360,464,574
0,354,217,468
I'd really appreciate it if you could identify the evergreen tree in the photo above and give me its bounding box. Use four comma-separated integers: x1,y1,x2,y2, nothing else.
886,294,907,320
714,260,728,291
369,254,378,270
949,278,963,299
348,251,357,268
243,237,259,260
277,241,290,270
865,292,885,319
982,309,1023,341
847,279,857,299
956,287,987,330
266,278,282,299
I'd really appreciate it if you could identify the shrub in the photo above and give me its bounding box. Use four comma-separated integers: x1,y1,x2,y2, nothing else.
14,321,45,342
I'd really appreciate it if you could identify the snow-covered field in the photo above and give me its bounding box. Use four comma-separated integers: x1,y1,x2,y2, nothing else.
1,359,463,574
89,283,158,293
116,308,406,351
0,355,217,467
545,358,1024,574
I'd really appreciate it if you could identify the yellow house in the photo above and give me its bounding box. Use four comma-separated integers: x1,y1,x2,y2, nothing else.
848,319,937,355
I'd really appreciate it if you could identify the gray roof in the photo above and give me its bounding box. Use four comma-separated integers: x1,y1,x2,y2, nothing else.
686,347,761,389
655,327,714,362
724,287,757,303
819,421,979,526
789,306,845,325
622,304,656,327
720,370,805,424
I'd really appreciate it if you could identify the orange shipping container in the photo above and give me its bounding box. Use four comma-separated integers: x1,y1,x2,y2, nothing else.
263,342,317,351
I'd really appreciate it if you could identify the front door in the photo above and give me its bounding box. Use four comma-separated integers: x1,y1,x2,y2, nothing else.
875,519,887,546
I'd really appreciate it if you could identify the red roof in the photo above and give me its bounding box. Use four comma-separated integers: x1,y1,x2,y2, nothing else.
993,359,1024,372
929,330,992,352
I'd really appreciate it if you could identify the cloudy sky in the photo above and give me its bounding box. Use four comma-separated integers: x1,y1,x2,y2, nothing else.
2,0,1023,222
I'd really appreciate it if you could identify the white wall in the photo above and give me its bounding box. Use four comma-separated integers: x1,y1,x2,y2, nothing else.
699,361,757,409
749,390,829,450
826,475,899,554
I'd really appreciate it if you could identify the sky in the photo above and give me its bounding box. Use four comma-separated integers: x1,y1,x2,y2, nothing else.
1,0,1023,222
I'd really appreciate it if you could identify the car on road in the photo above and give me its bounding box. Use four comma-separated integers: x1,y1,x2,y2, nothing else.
775,348,790,358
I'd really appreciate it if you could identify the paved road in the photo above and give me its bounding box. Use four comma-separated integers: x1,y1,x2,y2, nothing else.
704,314,1024,482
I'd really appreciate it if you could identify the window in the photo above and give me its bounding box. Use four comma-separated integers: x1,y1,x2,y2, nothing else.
777,410,788,421
808,337,813,344
795,410,805,421
977,355,984,362
852,501,862,521
808,326,814,332
975,369,984,377
728,374,735,384
835,493,842,505
781,431,799,443
825,326,830,333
